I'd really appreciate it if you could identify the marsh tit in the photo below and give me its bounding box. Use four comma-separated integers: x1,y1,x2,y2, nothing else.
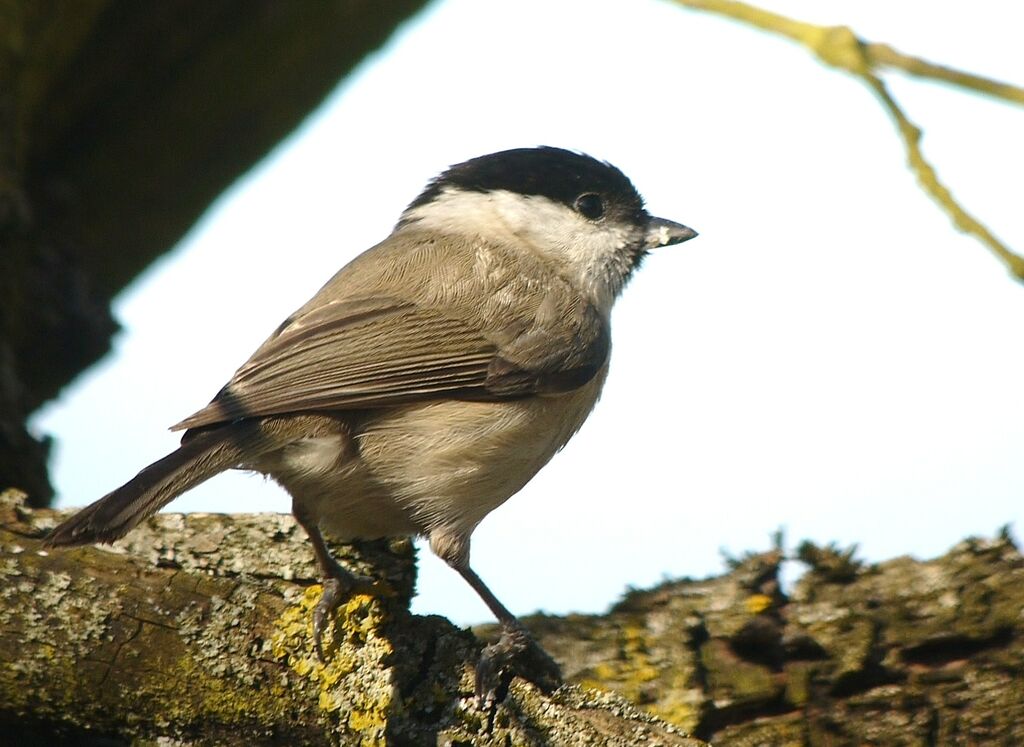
47,147,697,696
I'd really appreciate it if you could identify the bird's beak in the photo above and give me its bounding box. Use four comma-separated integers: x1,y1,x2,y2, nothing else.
644,216,698,249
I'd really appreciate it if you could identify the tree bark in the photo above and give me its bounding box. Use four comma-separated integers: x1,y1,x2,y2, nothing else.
5,486,1021,745
0,489,705,746
525,533,1024,745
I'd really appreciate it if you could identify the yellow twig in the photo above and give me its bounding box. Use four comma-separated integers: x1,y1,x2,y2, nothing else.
672,0,1024,281
865,43,1024,107
863,76,1024,279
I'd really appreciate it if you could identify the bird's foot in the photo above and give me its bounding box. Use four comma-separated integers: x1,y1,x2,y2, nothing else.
475,621,562,707
312,567,382,662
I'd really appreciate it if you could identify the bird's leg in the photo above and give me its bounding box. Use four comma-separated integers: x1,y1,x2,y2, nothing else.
455,563,562,703
293,504,379,662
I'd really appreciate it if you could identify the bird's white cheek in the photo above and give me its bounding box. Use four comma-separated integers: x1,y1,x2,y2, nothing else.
561,228,636,314
494,199,633,313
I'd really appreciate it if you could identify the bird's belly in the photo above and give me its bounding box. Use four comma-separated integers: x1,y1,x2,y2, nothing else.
271,372,604,543
258,431,421,541
356,373,605,538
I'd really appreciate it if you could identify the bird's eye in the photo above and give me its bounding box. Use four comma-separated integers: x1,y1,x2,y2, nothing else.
574,193,605,220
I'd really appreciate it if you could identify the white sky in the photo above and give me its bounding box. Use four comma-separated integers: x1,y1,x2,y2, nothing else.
32,0,1024,625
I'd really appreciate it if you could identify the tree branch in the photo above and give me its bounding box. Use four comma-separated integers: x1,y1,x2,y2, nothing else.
0,490,704,746
5,484,1024,743
672,0,1024,281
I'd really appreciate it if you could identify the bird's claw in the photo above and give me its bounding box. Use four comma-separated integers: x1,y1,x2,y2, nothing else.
312,571,381,662
474,623,562,708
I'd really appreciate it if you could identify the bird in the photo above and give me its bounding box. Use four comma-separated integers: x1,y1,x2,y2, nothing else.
45,146,697,697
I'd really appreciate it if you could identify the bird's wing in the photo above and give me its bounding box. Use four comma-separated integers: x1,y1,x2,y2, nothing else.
172,294,608,431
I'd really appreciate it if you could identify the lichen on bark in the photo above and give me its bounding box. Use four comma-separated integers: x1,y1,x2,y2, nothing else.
5,486,1021,745
0,489,705,746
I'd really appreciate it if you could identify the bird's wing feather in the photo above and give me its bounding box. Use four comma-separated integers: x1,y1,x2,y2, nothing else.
172,293,608,431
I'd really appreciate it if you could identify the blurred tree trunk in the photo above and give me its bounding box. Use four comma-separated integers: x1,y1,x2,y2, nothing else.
0,0,429,507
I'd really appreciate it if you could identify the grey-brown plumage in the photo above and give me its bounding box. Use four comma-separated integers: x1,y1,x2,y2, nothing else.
46,147,697,699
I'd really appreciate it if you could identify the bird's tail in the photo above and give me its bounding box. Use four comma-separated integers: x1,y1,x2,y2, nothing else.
45,422,278,547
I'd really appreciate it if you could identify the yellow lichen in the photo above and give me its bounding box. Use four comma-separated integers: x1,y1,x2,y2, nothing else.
745,593,773,615
651,697,702,734
165,652,288,727
270,584,395,738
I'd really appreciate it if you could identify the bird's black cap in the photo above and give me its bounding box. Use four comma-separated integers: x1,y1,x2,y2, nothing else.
406,147,646,220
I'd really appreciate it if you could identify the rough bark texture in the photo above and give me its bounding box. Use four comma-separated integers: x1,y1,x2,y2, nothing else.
0,489,706,746
0,0,429,506
3,488,1022,745
523,536,1024,745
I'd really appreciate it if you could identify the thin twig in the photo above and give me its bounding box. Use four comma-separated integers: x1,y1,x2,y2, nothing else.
862,75,1024,279
865,43,1024,107
672,0,1024,281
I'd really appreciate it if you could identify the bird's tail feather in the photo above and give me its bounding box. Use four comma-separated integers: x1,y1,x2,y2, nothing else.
44,423,278,547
